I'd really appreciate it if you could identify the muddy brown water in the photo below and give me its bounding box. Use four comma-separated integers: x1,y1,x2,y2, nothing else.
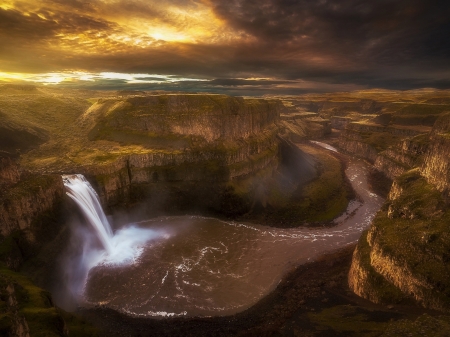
83,155,382,318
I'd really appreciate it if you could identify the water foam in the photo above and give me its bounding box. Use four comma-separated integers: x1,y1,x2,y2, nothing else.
61,174,168,301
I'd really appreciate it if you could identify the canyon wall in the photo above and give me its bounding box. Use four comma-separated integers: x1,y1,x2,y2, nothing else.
86,95,280,143
338,119,431,182
420,113,450,194
77,95,283,215
374,134,429,180
349,113,450,311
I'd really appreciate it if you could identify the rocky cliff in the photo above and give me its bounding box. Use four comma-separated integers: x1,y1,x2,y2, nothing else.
0,171,65,269
349,168,450,310
0,266,70,337
338,119,431,184
374,134,429,180
72,95,284,215
278,112,331,141
0,157,21,186
86,95,280,144
420,113,450,194
349,116,450,312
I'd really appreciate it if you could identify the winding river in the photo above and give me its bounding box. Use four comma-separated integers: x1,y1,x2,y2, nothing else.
82,143,383,318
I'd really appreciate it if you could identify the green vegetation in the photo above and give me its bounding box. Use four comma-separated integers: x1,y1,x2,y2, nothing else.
309,305,389,335
365,169,450,309
0,266,98,336
310,307,450,337
354,231,409,304
382,314,450,337
260,145,352,226
359,131,402,153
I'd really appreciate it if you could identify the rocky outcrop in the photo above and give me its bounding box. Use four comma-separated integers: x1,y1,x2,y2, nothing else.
330,116,352,130
86,95,281,143
0,268,69,337
349,168,450,311
421,113,450,194
348,231,407,305
72,95,284,213
338,128,378,162
0,169,65,271
339,121,431,164
374,134,429,180
278,112,331,142
0,279,30,337
0,157,21,186
0,175,64,238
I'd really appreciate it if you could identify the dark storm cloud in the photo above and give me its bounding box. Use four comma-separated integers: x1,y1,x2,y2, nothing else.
209,0,450,81
1,0,450,92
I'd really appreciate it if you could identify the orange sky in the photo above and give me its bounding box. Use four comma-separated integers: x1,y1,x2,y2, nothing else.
0,0,449,94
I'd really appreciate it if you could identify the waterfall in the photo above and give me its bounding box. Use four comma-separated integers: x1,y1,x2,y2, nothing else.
62,174,114,253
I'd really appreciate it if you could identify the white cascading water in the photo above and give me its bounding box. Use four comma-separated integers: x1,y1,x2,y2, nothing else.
62,174,114,253
60,174,169,307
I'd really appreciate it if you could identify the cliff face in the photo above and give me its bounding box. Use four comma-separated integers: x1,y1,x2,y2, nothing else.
374,134,429,180
278,112,331,141
349,168,450,311
0,276,31,337
338,119,431,181
0,160,66,271
87,95,280,144
0,157,21,186
75,95,283,215
421,114,450,194
0,267,69,337
338,128,379,162
348,109,450,311
0,175,64,239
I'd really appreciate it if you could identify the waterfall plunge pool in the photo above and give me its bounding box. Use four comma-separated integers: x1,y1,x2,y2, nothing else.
61,152,382,318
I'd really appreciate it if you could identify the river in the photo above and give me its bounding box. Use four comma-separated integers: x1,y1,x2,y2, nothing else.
82,144,383,318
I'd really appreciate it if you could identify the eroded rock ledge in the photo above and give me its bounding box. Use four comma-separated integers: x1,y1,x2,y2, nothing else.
349,113,450,311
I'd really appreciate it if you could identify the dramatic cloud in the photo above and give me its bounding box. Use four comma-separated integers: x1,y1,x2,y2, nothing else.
0,0,449,93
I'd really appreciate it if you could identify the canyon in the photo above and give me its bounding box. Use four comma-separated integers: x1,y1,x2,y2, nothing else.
1,85,450,335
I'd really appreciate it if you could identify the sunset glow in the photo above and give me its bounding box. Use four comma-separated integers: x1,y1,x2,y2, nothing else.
0,0,448,94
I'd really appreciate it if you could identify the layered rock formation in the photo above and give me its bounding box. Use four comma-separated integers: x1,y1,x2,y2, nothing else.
278,112,331,141
339,122,430,163
0,267,69,337
77,95,284,215
0,174,64,238
0,157,21,186
349,112,450,311
420,113,450,194
374,134,429,180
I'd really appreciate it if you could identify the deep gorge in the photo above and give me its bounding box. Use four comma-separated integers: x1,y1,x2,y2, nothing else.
2,86,450,336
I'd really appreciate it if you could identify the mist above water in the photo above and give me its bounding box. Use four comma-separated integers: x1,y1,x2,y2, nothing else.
60,175,169,307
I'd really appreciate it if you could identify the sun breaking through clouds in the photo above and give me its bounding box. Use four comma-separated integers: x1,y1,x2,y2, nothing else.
0,0,449,94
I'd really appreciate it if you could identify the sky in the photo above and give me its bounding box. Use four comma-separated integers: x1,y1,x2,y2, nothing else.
0,0,449,95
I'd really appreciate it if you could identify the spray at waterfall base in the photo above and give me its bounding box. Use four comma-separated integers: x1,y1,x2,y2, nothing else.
61,174,169,305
